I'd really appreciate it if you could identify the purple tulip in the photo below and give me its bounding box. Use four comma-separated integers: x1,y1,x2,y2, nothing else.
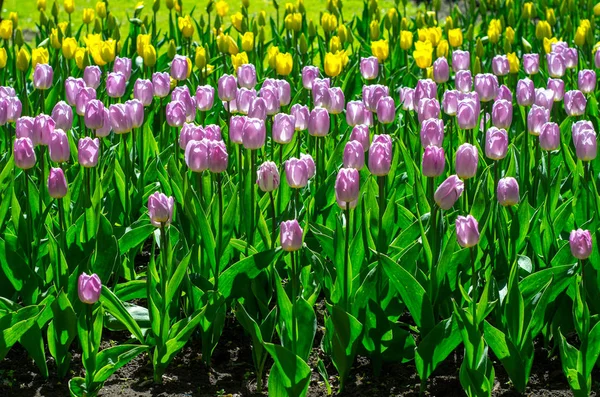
527,105,550,135
562,48,578,69
276,80,291,106
291,104,309,131
516,78,535,107
106,72,126,98
364,84,389,112
350,125,370,152
216,74,237,102
564,90,587,117
312,79,330,108
300,153,316,178
433,57,449,83
33,64,53,90
0,86,15,98
14,137,36,169
485,127,508,160
456,215,480,248
302,66,320,90
308,107,330,136
185,139,210,172
237,64,257,89
492,55,510,76
48,129,70,163
285,157,309,188
235,88,256,114
376,96,395,124
578,70,596,94
401,88,415,111
166,101,186,127
172,86,196,121
171,55,189,81
242,117,266,149
455,70,472,93
84,99,105,130
257,161,280,192
547,52,566,78
179,123,204,149
260,86,280,115
51,101,73,131
523,53,540,75
113,56,132,80
248,97,267,120
327,87,345,115
34,114,55,146
208,140,228,173
572,120,595,142
547,78,565,102
475,73,499,102
422,145,445,177
335,168,360,203
535,88,554,111
196,85,215,111
0,97,9,125
570,229,593,260
65,77,85,106
539,122,560,151
280,220,303,251
134,79,154,106
47,167,68,199
434,175,464,209
148,191,174,227
442,90,459,116
204,124,222,141
78,137,100,167
360,56,379,80
596,49,600,69
495,85,513,102
83,65,102,89
455,143,478,179
343,140,364,170
456,98,479,130
415,79,437,104
417,98,441,123
127,99,144,129
272,113,296,144
492,99,513,129
573,126,597,161
497,177,519,206
95,107,112,137
420,118,444,147
368,138,392,176
78,273,101,304
152,72,171,98
16,116,35,142
452,50,470,72
75,87,96,116
228,115,246,144
110,103,133,133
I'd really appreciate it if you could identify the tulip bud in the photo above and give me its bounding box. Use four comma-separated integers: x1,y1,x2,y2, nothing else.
434,175,464,209
485,127,508,160
455,143,478,179
14,137,37,170
456,215,480,248
335,168,360,204
148,191,174,227
280,220,303,251
422,146,445,177
368,136,392,176
570,229,593,260
539,122,560,151
257,161,280,192
343,140,364,170
285,157,309,188
47,167,68,199
78,272,102,304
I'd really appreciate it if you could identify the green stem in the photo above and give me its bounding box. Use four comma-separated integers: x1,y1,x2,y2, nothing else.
269,191,276,250
344,203,351,311
291,251,298,355
215,173,223,290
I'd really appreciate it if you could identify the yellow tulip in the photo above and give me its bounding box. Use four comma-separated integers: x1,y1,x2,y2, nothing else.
413,40,433,69
16,48,30,71
32,47,49,68
285,13,302,32
96,2,107,18
275,52,293,75
400,30,413,50
546,8,556,26
324,51,342,77
595,2,600,16
575,26,586,47
195,46,207,69
37,0,47,11
50,28,62,49
505,27,515,43
448,28,462,47
321,13,337,33
178,15,195,38
89,44,106,66
64,0,75,14
329,36,342,53
436,39,448,58
9,12,18,27
535,20,552,40
143,44,157,66
75,47,88,69
0,20,13,40
487,19,502,44
337,25,348,43
186,57,192,78
507,52,519,74
231,12,243,32
227,35,239,55
62,37,77,59
285,2,295,13
371,39,389,62
232,51,249,71
543,37,557,54
83,8,95,24
522,2,533,19
137,34,151,57
58,22,69,33
267,46,280,68
101,39,116,63
0,48,6,69
216,1,229,17
370,20,380,40
242,32,254,52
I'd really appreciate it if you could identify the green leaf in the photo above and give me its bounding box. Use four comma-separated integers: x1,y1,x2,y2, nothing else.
94,345,149,383
0,304,44,359
218,249,280,300
68,377,86,397
264,343,312,397
166,251,192,304
415,315,461,382
47,292,77,378
99,286,145,342
118,224,155,255
327,305,362,391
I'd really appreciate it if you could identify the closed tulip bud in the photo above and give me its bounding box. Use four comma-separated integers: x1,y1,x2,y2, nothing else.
546,53,566,78
516,78,535,106
442,90,459,116
14,137,36,170
523,53,539,75
346,100,366,126
290,104,309,131
417,98,441,124
78,273,101,304
491,100,512,129
208,140,228,173
474,73,499,102
350,125,370,152
401,88,415,111
51,101,73,131
15,116,34,141
376,96,395,124
285,157,309,188
368,139,392,176
48,129,70,163
300,153,316,178
152,72,171,98
420,118,444,147
148,192,174,227
133,79,153,107
456,215,480,248
564,90,587,117
33,64,53,90
573,126,597,161
455,70,472,93
400,30,413,50
170,55,188,81
578,70,596,94
83,66,101,89
218,74,237,102
272,113,295,144
242,117,266,149
364,84,390,112
491,55,510,76
280,220,303,251
343,140,365,170
563,48,578,69
164,101,185,128
485,127,508,160
335,168,360,203
539,122,560,151
433,57,449,83
360,57,379,80
85,99,105,130
185,138,210,172
6,96,21,123
570,229,593,260
257,161,280,192
313,80,331,108
47,167,68,199
16,48,30,72
126,99,144,129
248,97,267,120
327,87,345,115
106,72,126,98
308,107,330,136
527,105,550,135
260,86,280,115
456,98,479,130
33,114,55,146
78,137,100,167
237,64,256,89
112,57,132,81
422,145,445,177
434,174,464,209
494,177,520,206
0,48,7,69
534,88,554,111
451,50,470,72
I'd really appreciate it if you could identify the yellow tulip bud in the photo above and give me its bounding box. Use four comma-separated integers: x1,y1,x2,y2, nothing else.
187,57,192,78
101,39,116,63
371,39,389,62
93,18,102,33
275,52,293,75
231,12,243,32
64,0,75,14
242,0,250,7
0,48,7,69
507,52,519,73
487,19,501,44
258,11,266,26
216,1,229,17
505,27,515,43
75,47,89,69
153,0,160,13
445,16,453,29
232,51,249,71
370,19,380,40
62,37,77,59
436,39,448,58
299,33,308,54
137,34,151,57
308,19,316,37
16,48,30,71
0,20,13,40
543,37,557,54
546,9,556,26
143,44,157,66
9,12,18,28
195,46,207,69
50,28,62,49
595,2,600,16
242,32,254,52
400,30,413,50
337,25,348,43
575,26,586,47
83,8,95,24
96,2,107,18
167,39,176,59
535,20,552,40
37,0,47,11
413,40,433,69
523,2,533,19
227,34,239,55
178,15,195,38
267,46,280,68
329,36,342,53
32,47,49,68
448,28,462,47
324,51,342,77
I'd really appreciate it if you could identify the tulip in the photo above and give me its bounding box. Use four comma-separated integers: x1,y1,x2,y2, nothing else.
14,137,36,169
420,118,444,147
280,220,303,251
127,99,144,129
527,105,550,135
257,161,280,192
0,86,15,98
34,114,55,146
335,168,360,203
578,70,596,94
33,64,53,90
491,99,513,129
242,117,266,149
327,87,345,115
368,140,392,176
344,101,364,127
134,79,154,106
442,90,459,116
596,49,600,69
302,66,320,90
456,98,479,130
171,55,189,81
496,85,513,102
496,177,519,206
523,53,540,75
285,157,309,188
15,116,34,142
260,86,280,115
248,97,267,120
308,107,330,136
106,72,126,98
179,123,205,149
65,77,85,106
218,74,238,102
313,80,331,108
546,52,566,78
422,146,445,177
401,88,415,111
288,104,308,131
235,88,256,115
78,272,102,304
185,139,210,172
196,85,215,111
204,125,222,141
376,96,395,124
78,137,100,167
83,66,101,89
516,78,535,107
148,191,174,227
109,103,133,134
433,57,449,83
485,127,508,160
113,56,132,80
343,141,364,170
455,143,478,179
490,55,509,76
455,70,472,93
75,87,97,116
535,88,554,110
434,175,464,209
360,56,379,80
451,50,470,72
573,127,597,161
417,98,441,124
570,229,593,260
564,90,587,117
547,78,565,102
152,72,171,97
85,99,105,130
171,86,197,121
227,116,245,145
166,101,186,127
95,108,112,138
562,48,578,69
350,125,370,152
539,122,560,151
364,84,389,112
49,129,70,163
237,64,257,89
272,113,296,144
208,140,228,173
455,215,480,248
275,80,291,106
474,73,499,102
572,121,595,142
47,167,68,199
52,101,73,131
414,79,437,104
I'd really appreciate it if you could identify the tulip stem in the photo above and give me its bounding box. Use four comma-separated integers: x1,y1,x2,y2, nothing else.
123,134,130,225
249,150,256,248
344,202,351,311
23,170,34,268
378,175,386,254
269,191,276,249
290,251,298,356
470,246,477,314
215,173,223,291
57,198,67,292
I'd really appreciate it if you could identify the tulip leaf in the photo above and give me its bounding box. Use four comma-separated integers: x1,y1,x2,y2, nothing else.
100,286,145,342
94,344,149,383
